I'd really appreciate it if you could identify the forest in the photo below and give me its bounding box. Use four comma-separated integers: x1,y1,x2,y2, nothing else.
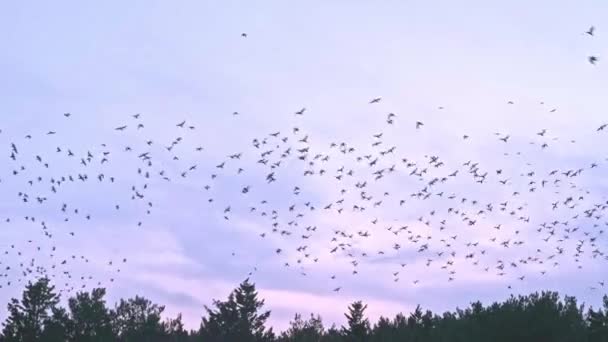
1,278,608,342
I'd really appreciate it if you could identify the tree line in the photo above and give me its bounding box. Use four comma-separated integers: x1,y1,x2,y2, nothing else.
1,277,608,341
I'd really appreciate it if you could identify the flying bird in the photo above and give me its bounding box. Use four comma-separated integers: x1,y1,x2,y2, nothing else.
588,56,599,65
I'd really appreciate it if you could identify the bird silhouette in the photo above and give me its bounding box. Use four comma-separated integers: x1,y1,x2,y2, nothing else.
588,56,599,65
1,55,608,309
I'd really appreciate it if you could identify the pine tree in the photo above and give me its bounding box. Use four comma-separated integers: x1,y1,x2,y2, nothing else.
40,307,71,342
371,316,394,342
199,278,274,342
1,277,59,342
588,296,608,342
113,296,166,342
68,288,115,342
163,313,190,342
280,313,325,342
321,324,343,342
342,301,369,342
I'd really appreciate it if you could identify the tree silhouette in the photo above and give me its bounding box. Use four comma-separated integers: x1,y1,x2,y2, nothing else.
342,301,369,342
162,313,190,342
2,279,608,341
40,306,71,342
199,278,274,342
1,277,59,342
371,316,394,342
67,288,115,341
321,324,343,342
113,296,166,341
588,296,608,342
279,313,325,342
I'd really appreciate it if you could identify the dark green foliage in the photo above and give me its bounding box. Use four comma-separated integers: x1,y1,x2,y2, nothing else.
278,313,325,342
199,278,274,342
342,301,369,342
68,288,115,341
0,278,182,342
322,325,344,342
1,277,59,342
163,314,190,342
40,307,71,342
2,278,608,342
113,296,166,342
587,296,608,342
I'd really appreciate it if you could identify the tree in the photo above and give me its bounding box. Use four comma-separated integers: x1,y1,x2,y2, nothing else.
163,313,190,342
113,296,166,342
321,324,343,342
342,301,369,342
4,277,608,342
279,313,325,342
40,307,72,342
1,277,59,342
67,288,115,342
588,296,608,342
199,278,274,342
371,316,394,342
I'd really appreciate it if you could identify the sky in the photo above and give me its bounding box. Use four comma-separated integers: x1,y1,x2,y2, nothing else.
1,0,608,330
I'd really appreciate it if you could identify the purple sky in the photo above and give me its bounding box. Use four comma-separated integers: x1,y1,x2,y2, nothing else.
1,0,608,330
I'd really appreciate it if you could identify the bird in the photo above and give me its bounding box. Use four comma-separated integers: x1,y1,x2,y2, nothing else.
3,85,608,311
586,26,595,36
589,56,599,65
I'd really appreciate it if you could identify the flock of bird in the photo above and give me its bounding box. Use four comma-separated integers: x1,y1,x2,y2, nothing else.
0,26,605,302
